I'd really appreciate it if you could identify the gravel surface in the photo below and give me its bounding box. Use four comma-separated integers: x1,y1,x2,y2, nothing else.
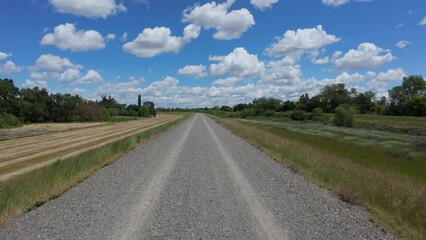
0,114,396,239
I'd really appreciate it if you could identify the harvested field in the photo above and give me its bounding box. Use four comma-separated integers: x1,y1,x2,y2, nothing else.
0,114,180,181
0,122,107,141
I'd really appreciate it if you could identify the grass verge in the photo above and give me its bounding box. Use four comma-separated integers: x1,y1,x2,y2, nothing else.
0,114,189,225
211,116,425,240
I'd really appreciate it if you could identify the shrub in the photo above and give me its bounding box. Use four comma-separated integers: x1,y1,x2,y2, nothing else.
0,113,23,128
291,110,306,121
333,104,356,127
310,108,324,121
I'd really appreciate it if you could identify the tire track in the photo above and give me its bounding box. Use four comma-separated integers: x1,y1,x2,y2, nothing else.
201,115,288,240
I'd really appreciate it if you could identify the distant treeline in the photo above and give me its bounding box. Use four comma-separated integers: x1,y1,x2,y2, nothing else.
0,79,156,128
169,75,425,119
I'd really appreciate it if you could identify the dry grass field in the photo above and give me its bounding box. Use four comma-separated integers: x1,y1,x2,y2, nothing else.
0,122,107,141
0,114,179,181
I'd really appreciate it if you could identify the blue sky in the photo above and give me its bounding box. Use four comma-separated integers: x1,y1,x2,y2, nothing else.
0,0,425,107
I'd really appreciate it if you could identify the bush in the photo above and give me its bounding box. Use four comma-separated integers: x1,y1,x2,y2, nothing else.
291,110,306,121
0,113,23,129
310,108,324,121
333,104,356,127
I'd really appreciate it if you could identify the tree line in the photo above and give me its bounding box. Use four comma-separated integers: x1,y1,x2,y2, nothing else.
0,79,156,128
185,75,426,119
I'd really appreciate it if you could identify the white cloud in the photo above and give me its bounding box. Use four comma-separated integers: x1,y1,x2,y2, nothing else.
120,32,128,42
265,25,340,58
419,17,426,25
74,70,103,84
65,88,86,95
59,69,81,83
183,0,255,40
178,65,207,78
48,0,126,18
23,79,48,89
326,72,366,84
30,71,60,81
106,33,116,41
212,77,242,87
250,0,279,10
35,54,81,72
261,56,302,86
396,23,405,29
376,68,406,82
0,61,22,74
322,0,350,6
209,47,265,78
312,56,330,64
122,25,200,58
331,51,342,62
396,40,411,49
0,51,12,61
40,23,106,52
334,43,395,70
322,0,373,6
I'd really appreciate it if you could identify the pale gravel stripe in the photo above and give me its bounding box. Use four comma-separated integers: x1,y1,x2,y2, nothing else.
115,115,197,240
201,115,289,240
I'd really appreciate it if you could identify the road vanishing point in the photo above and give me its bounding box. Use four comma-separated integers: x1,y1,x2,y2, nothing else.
0,114,395,239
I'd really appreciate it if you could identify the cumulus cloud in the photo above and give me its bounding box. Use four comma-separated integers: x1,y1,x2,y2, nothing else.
0,61,22,74
105,34,116,41
322,0,350,6
35,54,82,72
122,24,200,58
209,47,265,78
261,56,302,86
41,23,106,52
74,70,103,84
23,79,48,89
322,0,372,6
183,0,255,40
178,65,208,78
48,0,126,18
212,77,242,87
419,17,426,25
265,25,340,58
65,88,86,95
250,0,279,10
376,68,406,82
0,51,12,61
312,56,330,64
334,43,395,70
396,40,411,49
120,32,128,42
59,69,81,83
366,68,406,97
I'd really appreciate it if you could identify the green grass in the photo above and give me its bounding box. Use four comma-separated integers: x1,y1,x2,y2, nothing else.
240,119,426,183
212,116,426,240
0,114,189,225
356,114,426,135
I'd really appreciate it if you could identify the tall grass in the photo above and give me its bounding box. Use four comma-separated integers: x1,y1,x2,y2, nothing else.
212,116,425,240
0,115,188,225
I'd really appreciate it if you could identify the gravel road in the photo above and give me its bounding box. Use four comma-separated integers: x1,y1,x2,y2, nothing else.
0,114,396,239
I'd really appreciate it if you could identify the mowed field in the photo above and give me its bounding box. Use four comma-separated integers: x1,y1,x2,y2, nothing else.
0,114,180,181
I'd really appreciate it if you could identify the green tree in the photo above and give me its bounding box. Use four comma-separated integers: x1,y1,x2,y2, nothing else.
252,97,282,111
318,84,351,112
138,94,141,107
388,75,426,115
333,104,356,127
0,79,19,114
353,91,375,114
